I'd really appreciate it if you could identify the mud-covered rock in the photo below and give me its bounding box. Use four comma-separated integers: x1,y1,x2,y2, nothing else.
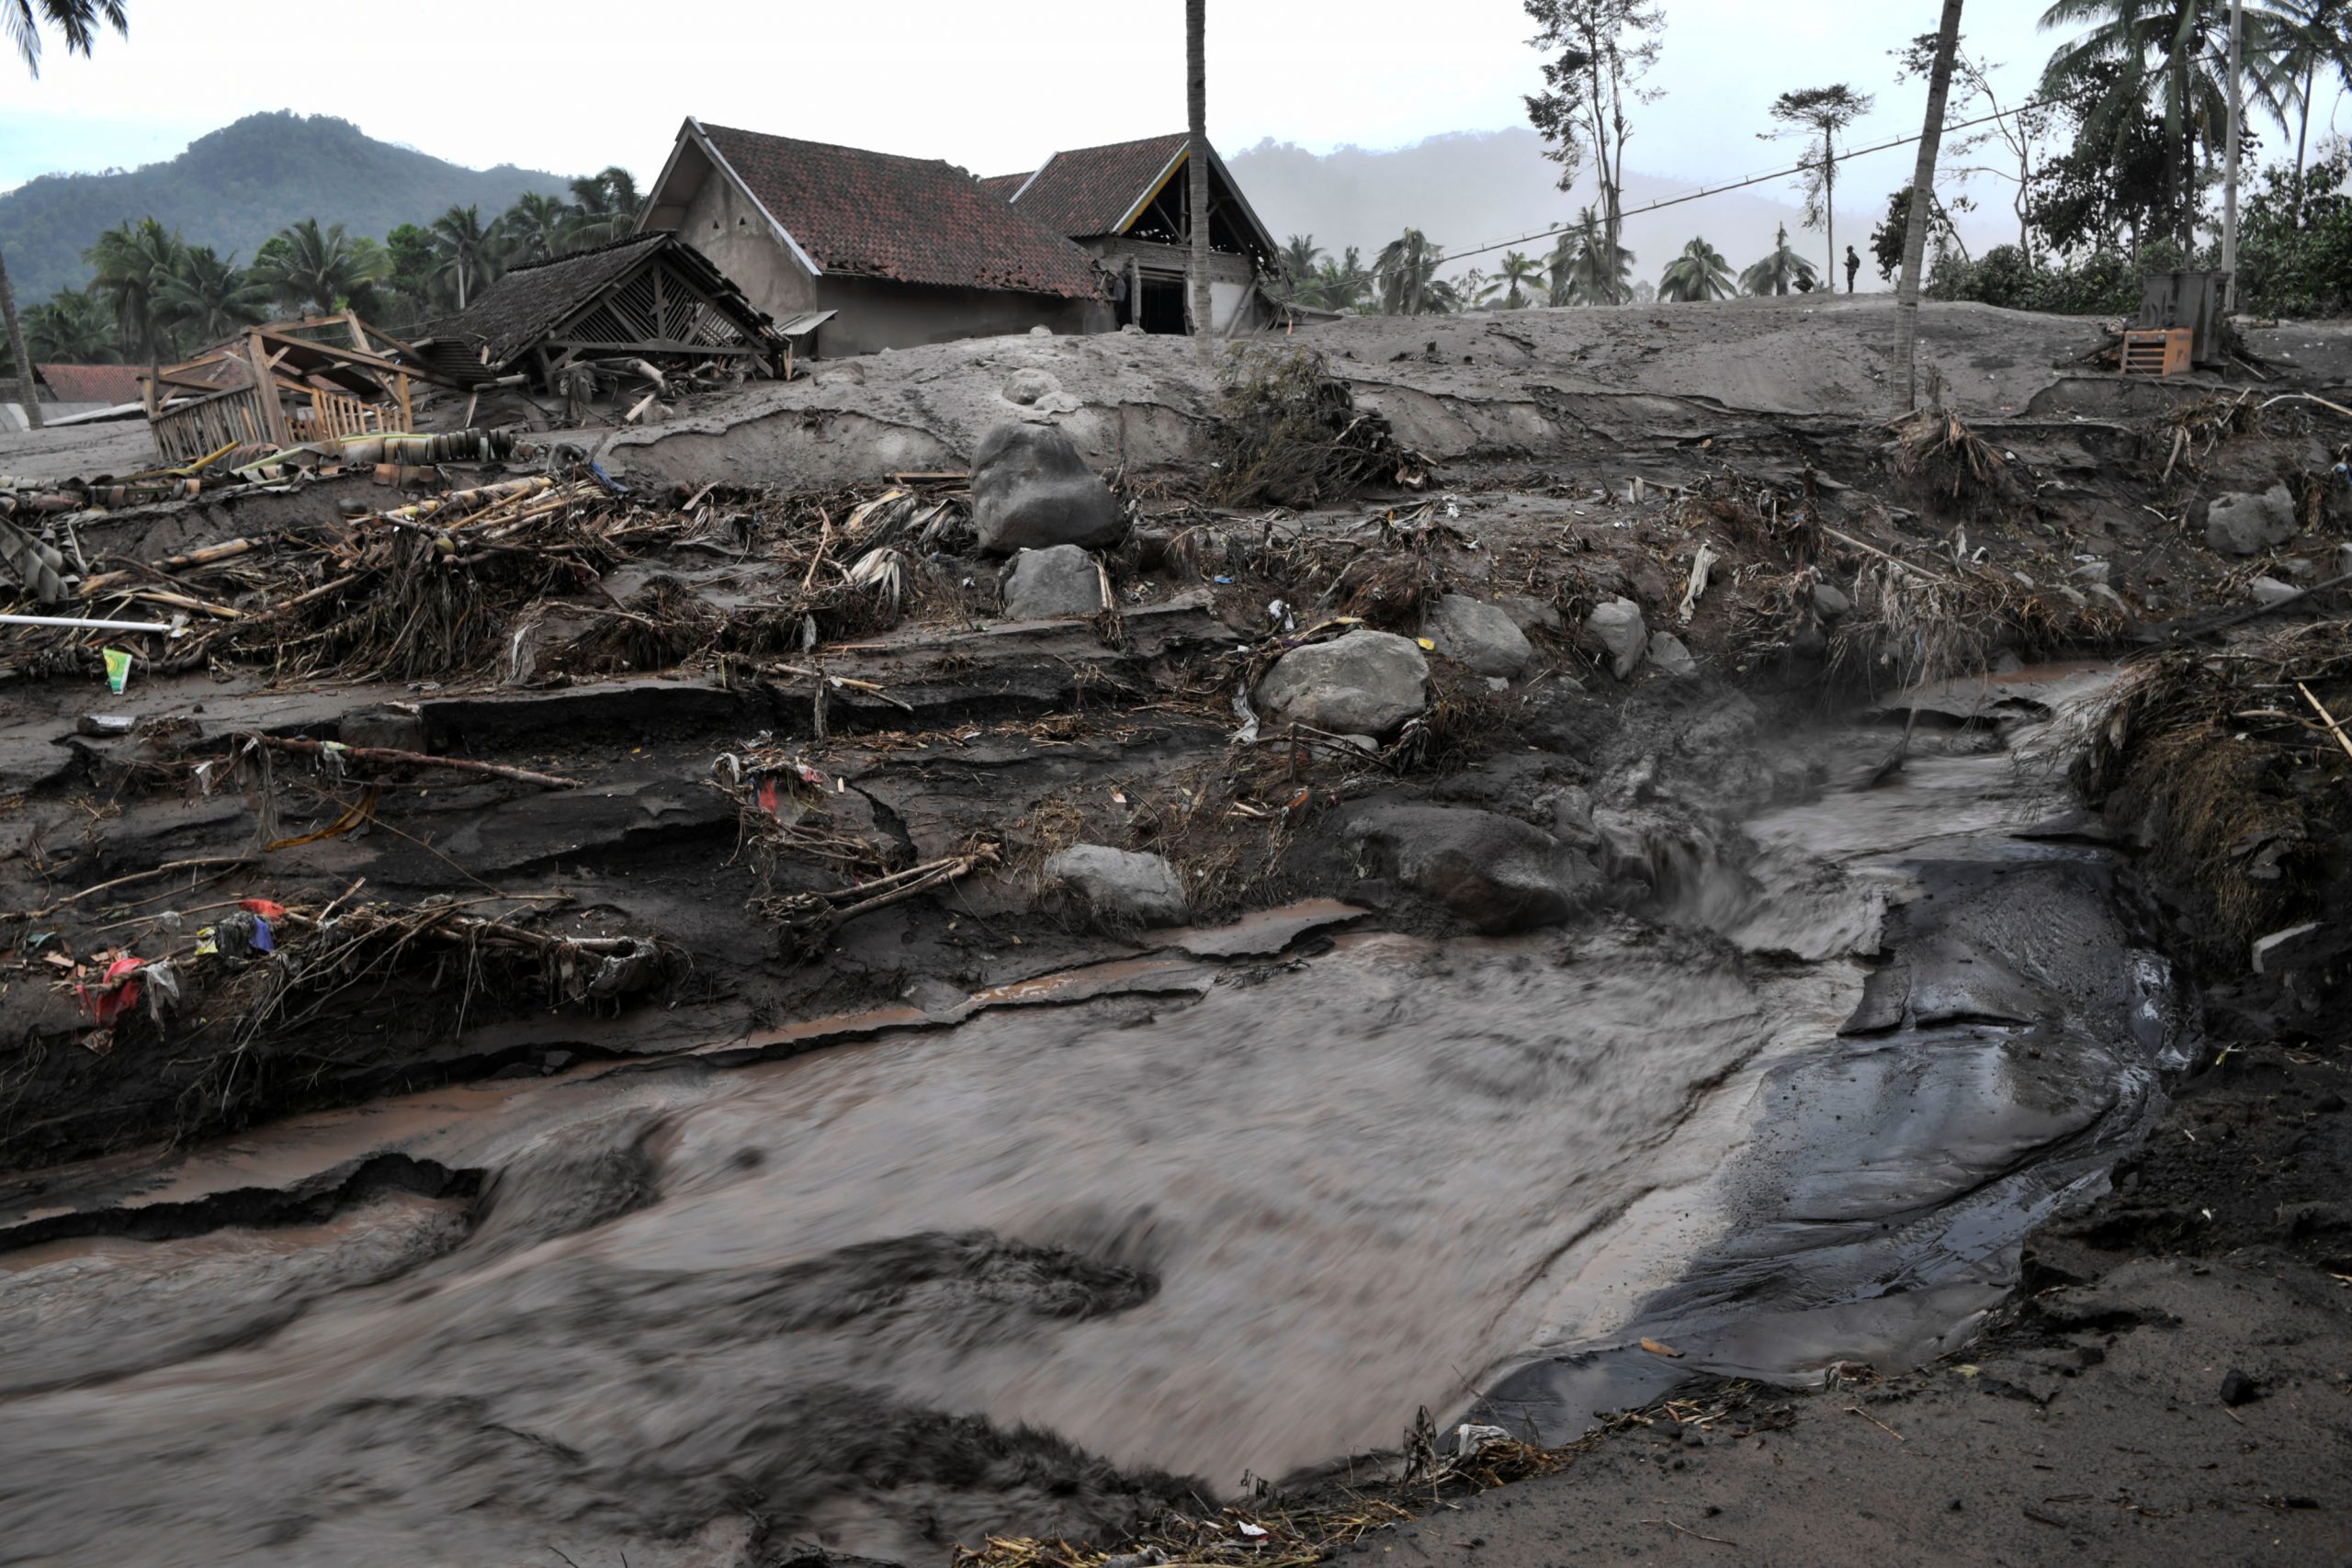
2249,575,2301,606
1256,629,1429,735
1812,581,1853,619
1646,632,1698,678
339,705,427,752
1587,597,1646,679
1425,593,1534,678
2204,483,2298,556
1001,545,1105,621
1345,805,1597,933
1497,593,1564,634
1043,844,1188,927
971,423,1125,555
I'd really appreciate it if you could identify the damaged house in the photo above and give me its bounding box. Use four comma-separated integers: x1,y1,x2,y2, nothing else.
990,133,1282,335
639,118,1112,357
401,230,790,404
137,313,435,463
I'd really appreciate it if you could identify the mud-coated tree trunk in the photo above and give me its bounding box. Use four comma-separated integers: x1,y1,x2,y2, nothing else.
1897,0,1966,412
1187,0,1212,360
2,248,40,432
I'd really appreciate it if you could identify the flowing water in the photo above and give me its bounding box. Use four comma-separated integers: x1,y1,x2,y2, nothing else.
0,673,2184,1566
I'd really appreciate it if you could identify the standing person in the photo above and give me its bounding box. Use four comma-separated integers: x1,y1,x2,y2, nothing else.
1844,244,1861,294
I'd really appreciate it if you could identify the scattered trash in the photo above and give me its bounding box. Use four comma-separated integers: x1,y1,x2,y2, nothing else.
102,648,132,694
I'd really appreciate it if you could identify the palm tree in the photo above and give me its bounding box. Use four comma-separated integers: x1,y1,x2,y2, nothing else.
565,167,646,247
1552,207,1635,305
1740,223,1821,296
1186,0,1210,355
1495,250,1547,309
429,205,501,311
503,191,574,265
1306,248,1374,312
2275,0,2352,219
155,245,266,345
254,218,389,318
24,288,118,361
1457,266,1494,308
1279,234,1325,286
6,0,125,74
1657,236,1736,301
85,218,183,364
1375,229,1457,315
2040,0,2301,247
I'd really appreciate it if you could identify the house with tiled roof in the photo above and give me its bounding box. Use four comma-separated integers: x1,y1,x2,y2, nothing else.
994,133,1281,335
640,118,1113,357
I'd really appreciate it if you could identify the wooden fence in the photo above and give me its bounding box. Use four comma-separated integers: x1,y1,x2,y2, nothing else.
149,382,282,465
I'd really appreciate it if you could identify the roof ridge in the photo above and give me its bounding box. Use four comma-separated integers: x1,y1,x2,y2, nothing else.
698,122,959,171
503,229,670,275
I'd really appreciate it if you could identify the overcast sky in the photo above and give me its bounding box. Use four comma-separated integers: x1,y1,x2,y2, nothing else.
5,0,2345,224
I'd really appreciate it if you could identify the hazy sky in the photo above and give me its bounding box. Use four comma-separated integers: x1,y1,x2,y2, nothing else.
4,0,2344,225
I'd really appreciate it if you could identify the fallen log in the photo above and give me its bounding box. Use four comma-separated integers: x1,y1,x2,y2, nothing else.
249,734,583,790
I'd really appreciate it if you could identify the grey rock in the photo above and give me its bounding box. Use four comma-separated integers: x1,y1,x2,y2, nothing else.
1425,592,1534,677
2204,483,2298,556
2250,575,2301,606
2338,543,2352,580
2251,920,2327,976
339,705,427,752
1587,596,1647,679
1001,544,1105,621
1812,581,1853,619
2069,558,2110,586
1645,632,1697,678
1496,592,1564,634
1346,805,1598,934
1534,784,1600,851
1256,629,1429,736
2086,582,2130,615
1002,368,1060,406
970,422,1125,555
1028,324,1054,336
1042,844,1186,927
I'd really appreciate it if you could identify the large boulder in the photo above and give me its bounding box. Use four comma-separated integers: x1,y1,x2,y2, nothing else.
1346,806,1597,933
1424,593,1535,678
1587,597,1647,679
1256,630,1429,736
1042,844,1187,927
1001,544,1105,621
971,422,1125,555
1645,631,1698,678
2204,483,2297,556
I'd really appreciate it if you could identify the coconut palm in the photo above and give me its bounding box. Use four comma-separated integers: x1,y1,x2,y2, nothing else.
1494,250,1546,309
567,167,646,248
2275,0,2352,217
1458,266,1494,308
1740,224,1821,296
2039,0,2302,246
1551,207,1635,305
23,288,118,361
503,192,574,266
1279,234,1326,286
1657,236,1736,302
6,0,126,75
254,218,389,318
85,218,183,363
1306,247,1374,312
1375,229,1458,315
155,245,266,344
429,205,502,311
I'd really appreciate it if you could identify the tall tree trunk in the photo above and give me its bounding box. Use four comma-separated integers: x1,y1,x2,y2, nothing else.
2165,61,2191,250
1898,0,1967,412
2222,0,2243,308
2290,57,2315,224
1186,0,1212,360
1823,133,1837,287
1,248,40,433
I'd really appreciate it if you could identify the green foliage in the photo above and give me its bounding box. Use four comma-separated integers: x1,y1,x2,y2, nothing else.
1656,235,1734,301
1868,186,1971,282
1738,224,1819,296
1548,206,1634,304
1376,229,1459,314
252,217,387,319
23,286,117,361
6,0,128,77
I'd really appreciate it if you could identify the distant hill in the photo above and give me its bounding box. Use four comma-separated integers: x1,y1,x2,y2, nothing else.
0,111,571,302
1227,128,2013,292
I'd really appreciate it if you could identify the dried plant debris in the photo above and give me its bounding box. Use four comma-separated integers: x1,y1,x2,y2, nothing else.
1204,348,1429,508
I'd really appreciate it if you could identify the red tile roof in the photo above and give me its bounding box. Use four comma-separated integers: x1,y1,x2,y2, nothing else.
1012,133,1189,239
38,364,144,405
978,172,1032,201
698,124,1103,299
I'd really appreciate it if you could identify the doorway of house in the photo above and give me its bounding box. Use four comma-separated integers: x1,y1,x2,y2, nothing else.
1136,275,1187,334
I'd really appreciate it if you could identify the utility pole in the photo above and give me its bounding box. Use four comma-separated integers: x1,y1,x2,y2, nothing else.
2222,0,2243,310
1895,0,1966,412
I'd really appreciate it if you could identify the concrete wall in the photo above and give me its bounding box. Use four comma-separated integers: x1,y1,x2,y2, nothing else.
675,159,820,320
1085,237,1266,333
810,276,1109,357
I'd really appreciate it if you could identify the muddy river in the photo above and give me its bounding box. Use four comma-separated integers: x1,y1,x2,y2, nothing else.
0,673,2186,1565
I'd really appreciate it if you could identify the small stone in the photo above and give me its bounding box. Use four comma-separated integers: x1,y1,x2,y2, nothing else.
2204,484,2298,556
1645,632,1697,678
339,705,427,752
1424,593,1534,677
1000,544,1105,621
2086,583,2130,615
1587,597,1647,680
2069,558,2111,586
2249,575,2301,606
1485,675,1510,691
2219,1368,2260,1406
1812,581,1853,619
2251,920,2328,976
1002,367,1060,406
1042,844,1186,927
1256,630,1429,736
1028,324,1053,336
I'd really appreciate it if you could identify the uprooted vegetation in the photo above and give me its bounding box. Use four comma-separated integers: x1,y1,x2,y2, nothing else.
1201,347,1429,508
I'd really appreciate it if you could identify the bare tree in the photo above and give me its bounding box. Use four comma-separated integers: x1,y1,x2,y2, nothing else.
1894,34,2054,259
1523,0,1665,306
1899,3,1968,411
1763,85,1876,286
1187,0,1212,359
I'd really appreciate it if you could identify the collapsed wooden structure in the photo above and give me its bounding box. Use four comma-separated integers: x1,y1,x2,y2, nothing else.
402,231,788,395
140,313,435,464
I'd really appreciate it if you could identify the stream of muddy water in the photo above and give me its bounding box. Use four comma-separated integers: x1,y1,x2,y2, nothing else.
0,671,2187,1566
